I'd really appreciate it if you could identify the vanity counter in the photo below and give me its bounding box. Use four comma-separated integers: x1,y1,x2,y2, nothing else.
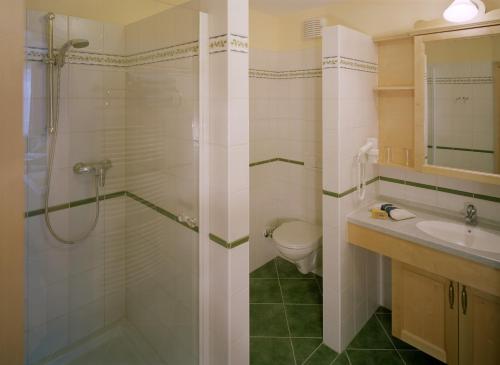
347,201,500,269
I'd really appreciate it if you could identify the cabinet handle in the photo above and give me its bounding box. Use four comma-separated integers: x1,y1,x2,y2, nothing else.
448,281,455,309
461,286,468,315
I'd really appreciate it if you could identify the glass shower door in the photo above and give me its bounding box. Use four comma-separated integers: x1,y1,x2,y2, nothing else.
23,1,202,364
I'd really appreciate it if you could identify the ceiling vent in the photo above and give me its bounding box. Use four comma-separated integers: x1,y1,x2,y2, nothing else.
303,18,325,39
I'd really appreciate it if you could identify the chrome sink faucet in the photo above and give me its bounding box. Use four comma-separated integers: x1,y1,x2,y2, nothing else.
464,203,477,226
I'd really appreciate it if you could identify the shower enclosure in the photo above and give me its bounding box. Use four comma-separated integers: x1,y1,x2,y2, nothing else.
23,1,207,364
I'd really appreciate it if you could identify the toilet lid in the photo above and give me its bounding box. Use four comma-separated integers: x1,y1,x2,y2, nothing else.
273,221,322,249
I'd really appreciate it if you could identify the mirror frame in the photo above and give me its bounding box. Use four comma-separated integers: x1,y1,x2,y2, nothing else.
414,24,500,185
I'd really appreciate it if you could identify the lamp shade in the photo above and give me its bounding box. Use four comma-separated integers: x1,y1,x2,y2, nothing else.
443,0,479,23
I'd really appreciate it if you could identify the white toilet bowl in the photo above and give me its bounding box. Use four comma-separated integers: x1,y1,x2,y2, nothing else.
272,220,322,274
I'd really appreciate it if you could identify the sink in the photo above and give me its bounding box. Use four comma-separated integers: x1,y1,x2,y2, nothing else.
416,220,500,254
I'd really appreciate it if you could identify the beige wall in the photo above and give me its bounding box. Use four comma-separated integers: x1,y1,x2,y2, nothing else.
0,0,25,363
251,1,500,51
427,34,500,64
26,0,187,25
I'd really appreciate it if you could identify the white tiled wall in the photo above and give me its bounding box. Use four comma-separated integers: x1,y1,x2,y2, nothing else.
24,10,127,364
249,47,323,272
123,5,200,364
322,25,380,352
24,4,202,364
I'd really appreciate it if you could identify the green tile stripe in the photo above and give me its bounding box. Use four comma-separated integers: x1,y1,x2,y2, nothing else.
25,190,201,233
250,158,279,167
250,157,305,167
380,176,500,203
323,176,379,199
126,191,199,233
209,233,249,249
25,191,126,218
427,145,494,154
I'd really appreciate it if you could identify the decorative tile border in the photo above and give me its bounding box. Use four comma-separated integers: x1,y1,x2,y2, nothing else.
209,34,249,55
322,56,378,73
26,39,200,67
427,145,494,154
127,41,199,66
250,68,322,79
249,157,305,167
427,76,493,84
209,233,249,249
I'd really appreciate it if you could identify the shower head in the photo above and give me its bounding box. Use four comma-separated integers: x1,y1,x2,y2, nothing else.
56,38,89,67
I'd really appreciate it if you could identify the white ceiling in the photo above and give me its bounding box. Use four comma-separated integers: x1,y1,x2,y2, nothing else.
250,0,500,16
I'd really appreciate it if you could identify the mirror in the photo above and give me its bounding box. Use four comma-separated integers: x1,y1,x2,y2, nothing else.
424,33,500,175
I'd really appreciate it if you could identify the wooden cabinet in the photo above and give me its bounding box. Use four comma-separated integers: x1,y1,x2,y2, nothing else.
392,262,500,365
459,285,500,365
392,261,458,364
376,37,416,168
348,223,500,365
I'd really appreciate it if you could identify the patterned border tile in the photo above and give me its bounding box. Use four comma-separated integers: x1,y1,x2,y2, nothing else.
250,68,322,79
208,34,248,55
322,56,378,73
427,76,493,84
209,233,249,249
26,39,200,67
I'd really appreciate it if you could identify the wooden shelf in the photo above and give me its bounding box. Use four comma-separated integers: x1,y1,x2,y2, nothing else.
374,86,414,91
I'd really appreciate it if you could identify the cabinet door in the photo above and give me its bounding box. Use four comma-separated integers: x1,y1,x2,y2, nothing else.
392,261,458,364
459,285,500,365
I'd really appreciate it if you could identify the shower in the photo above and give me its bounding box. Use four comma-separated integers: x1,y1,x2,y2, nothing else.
44,12,111,244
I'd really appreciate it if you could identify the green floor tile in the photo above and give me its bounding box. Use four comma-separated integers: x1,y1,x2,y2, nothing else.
281,279,322,304
251,259,278,278
304,344,337,365
376,313,415,349
277,257,314,278
286,305,323,337
347,350,404,365
314,275,323,292
250,337,295,365
399,350,445,365
332,352,349,365
250,304,289,337
250,279,282,303
348,315,393,349
291,338,322,364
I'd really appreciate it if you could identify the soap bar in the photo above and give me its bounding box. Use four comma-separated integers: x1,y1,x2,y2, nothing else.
371,209,389,220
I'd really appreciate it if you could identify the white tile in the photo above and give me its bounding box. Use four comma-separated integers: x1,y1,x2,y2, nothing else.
68,16,104,53
103,23,125,55
69,298,105,344
26,10,68,49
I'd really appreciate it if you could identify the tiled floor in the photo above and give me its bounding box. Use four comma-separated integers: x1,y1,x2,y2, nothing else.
250,257,445,365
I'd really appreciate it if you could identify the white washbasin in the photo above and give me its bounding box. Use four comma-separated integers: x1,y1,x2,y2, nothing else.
416,220,500,254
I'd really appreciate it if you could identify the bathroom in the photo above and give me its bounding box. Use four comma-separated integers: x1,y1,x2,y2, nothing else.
1,0,500,365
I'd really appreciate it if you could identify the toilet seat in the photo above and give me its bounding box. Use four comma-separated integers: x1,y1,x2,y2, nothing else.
273,221,322,249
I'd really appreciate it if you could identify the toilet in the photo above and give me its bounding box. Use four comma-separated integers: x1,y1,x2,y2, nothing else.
272,220,322,274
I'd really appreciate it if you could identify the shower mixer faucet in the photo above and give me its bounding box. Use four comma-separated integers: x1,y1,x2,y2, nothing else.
73,160,112,187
